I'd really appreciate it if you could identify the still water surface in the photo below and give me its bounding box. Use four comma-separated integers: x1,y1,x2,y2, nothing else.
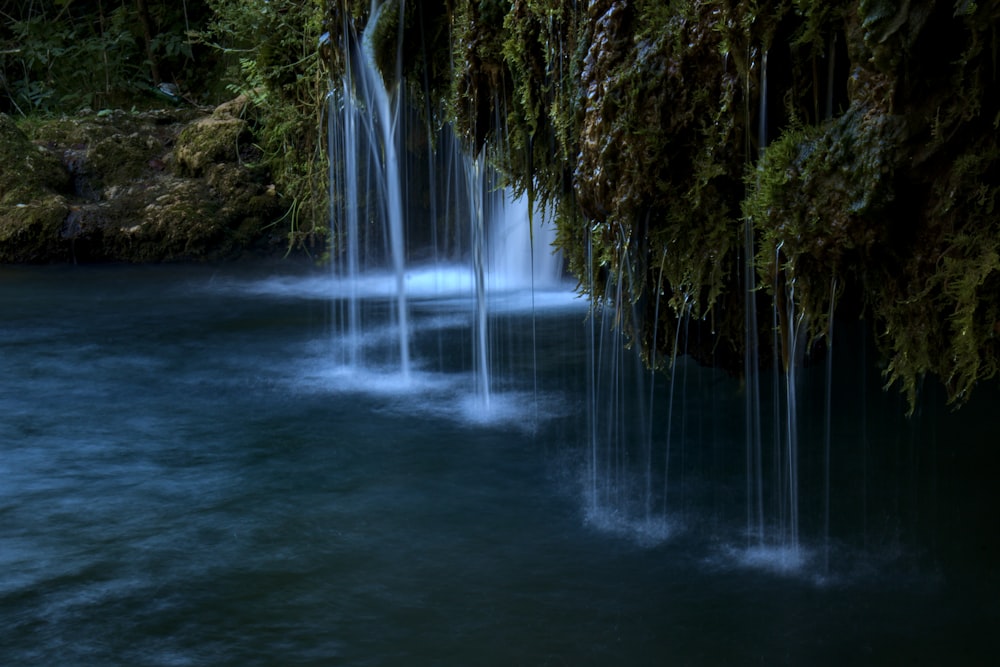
1,264,996,665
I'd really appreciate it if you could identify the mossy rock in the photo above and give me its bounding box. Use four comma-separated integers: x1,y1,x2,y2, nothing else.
62,169,282,262
86,132,165,190
18,109,200,200
205,163,282,225
130,179,226,260
173,117,251,177
0,113,70,201
0,113,72,262
212,93,257,122
20,109,199,145
0,194,72,263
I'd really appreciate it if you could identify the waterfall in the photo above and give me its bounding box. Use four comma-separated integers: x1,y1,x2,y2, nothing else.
744,208,764,547
325,0,566,401
468,153,490,406
363,0,410,378
583,227,672,544
310,2,980,587
662,296,687,517
327,2,808,563
327,0,410,377
745,45,766,546
823,277,837,572
783,278,803,553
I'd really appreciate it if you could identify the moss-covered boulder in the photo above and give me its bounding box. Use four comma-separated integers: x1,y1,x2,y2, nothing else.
174,116,251,177
0,113,72,262
3,101,286,263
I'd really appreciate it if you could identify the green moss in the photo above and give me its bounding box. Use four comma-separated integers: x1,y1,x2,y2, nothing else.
744,104,903,343
0,113,73,262
174,117,250,177
341,0,1000,408
876,134,1000,408
0,113,69,200
0,195,71,262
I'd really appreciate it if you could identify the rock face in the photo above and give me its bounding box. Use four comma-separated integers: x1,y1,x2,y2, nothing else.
329,0,1000,406
0,98,286,263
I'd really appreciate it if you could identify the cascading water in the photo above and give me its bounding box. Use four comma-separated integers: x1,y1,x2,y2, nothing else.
781,273,804,555
325,1,894,578
744,214,765,547
468,153,490,406
325,0,566,406
582,227,674,543
328,0,410,378
823,276,838,572
577,43,823,566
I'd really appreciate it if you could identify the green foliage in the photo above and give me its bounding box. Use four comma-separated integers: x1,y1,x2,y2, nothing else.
205,0,329,252
448,0,515,151
745,105,903,342
877,134,1000,409
2,7,145,111
0,1,216,114
499,1,582,204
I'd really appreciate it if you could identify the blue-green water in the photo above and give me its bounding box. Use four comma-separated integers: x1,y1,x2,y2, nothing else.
1,264,996,665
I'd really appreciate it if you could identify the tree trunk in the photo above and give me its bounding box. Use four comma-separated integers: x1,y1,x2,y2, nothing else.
135,0,161,85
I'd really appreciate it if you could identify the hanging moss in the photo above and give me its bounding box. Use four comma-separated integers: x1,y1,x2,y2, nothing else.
744,104,903,347
329,0,1000,408
876,130,1000,409
449,0,514,151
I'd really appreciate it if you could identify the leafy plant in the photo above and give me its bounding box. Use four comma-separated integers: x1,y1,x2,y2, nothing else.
203,0,329,252
0,1,208,113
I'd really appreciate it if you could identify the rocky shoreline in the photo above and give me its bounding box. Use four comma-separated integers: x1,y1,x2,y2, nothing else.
0,97,294,263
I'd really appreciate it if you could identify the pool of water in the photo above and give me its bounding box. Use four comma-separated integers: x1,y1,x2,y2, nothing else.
1,263,996,665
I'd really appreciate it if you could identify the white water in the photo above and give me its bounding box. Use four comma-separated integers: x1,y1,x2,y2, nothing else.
327,0,411,375
326,0,568,409
364,0,410,376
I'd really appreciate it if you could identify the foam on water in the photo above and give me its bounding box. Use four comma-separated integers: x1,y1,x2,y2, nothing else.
206,267,580,311
583,503,677,548
294,355,571,434
301,364,456,397
734,543,811,575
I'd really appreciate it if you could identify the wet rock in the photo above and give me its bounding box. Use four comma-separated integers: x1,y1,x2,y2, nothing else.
438,0,1000,404
575,1,631,221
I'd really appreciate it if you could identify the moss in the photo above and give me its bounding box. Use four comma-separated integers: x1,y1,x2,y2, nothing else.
86,133,163,188
1,105,291,263
174,117,251,177
876,133,1000,408
449,0,515,151
0,113,72,262
0,113,70,200
563,1,753,364
0,194,71,262
334,0,1000,407
744,104,903,343
89,178,228,261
